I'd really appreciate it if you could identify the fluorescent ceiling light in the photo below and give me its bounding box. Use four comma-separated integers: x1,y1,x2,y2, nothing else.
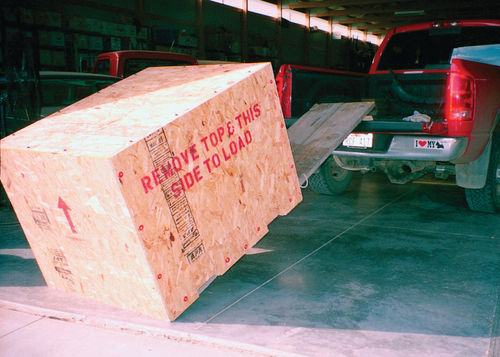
249,0,279,18
210,0,241,9
208,0,381,44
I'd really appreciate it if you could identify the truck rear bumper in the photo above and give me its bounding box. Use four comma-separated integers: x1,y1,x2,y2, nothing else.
332,135,468,161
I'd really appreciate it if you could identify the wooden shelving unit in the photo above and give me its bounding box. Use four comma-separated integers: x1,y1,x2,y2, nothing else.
0,1,377,75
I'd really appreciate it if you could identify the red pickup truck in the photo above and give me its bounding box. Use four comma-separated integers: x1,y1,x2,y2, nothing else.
277,20,500,213
92,50,198,78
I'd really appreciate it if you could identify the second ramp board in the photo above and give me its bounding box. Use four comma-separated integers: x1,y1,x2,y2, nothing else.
288,102,375,185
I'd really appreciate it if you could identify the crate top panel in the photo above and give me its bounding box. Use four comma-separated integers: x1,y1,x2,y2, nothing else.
1,63,272,157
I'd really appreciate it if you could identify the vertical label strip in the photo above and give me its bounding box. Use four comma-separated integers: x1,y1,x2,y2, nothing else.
145,129,204,263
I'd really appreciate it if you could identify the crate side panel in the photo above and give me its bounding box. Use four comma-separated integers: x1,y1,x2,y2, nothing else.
114,63,302,320
0,149,167,319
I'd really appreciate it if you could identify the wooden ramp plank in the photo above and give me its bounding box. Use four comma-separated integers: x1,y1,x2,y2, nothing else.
288,102,375,185
286,103,343,145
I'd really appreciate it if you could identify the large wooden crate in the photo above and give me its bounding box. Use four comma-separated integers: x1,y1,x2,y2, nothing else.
0,63,301,321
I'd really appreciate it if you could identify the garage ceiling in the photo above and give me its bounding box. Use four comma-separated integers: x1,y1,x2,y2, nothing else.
278,0,500,36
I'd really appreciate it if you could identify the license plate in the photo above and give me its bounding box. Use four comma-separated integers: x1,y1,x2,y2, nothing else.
343,133,373,148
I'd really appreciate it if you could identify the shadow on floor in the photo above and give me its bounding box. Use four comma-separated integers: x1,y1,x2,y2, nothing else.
1,174,499,340
178,173,500,339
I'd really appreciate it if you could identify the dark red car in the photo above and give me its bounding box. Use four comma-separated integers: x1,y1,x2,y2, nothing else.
92,50,198,78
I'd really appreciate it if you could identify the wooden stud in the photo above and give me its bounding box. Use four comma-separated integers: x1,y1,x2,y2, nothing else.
304,9,310,65
196,0,206,59
241,0,248,61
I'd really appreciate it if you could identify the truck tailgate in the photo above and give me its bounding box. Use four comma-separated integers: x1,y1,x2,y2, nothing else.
367,71,448,125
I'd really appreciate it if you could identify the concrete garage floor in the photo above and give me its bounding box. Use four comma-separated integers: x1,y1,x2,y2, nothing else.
1,172,499,356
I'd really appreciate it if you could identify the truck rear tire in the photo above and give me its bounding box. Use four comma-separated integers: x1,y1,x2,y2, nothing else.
309,156,352,195
465,137,499,213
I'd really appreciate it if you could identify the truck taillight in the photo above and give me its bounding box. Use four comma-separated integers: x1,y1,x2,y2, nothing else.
276,65,292,119
447,72,474,121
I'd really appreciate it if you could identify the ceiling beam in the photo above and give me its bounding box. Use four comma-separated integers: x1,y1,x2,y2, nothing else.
333,14,429,24
315,0,498,17
288,0,414,10
370,29,392,35
354,22,409,30
328,5,497,26
286,0,499,38
350,15,453,30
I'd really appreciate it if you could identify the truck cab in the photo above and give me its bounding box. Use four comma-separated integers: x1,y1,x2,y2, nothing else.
92,50,198,78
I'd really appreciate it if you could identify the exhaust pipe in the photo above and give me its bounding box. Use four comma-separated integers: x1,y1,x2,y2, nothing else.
383,161,431,184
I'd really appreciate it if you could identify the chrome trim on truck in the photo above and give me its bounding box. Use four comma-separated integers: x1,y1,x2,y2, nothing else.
332,136,468,161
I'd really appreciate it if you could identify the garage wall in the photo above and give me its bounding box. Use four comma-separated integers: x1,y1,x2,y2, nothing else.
146,0,197,25
0,0,377,74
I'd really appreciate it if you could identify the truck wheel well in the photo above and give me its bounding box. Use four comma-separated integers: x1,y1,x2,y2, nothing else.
456,110,500,189
464,136,499,213
494,109,500,135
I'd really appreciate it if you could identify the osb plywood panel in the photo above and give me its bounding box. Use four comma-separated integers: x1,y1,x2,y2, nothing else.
288,102,375,185
0,63,302,321
0,150,166,317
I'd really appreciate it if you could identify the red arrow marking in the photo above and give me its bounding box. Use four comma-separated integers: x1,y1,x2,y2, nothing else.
58,197,77,234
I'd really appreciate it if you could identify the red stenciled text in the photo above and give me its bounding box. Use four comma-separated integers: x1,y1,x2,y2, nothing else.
139,102,260,197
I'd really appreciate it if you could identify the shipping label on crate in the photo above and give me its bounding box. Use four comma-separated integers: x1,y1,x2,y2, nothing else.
143,129,204,263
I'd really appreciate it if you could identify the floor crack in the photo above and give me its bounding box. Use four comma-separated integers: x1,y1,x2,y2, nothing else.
203,190,412,324
0,314,44,339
